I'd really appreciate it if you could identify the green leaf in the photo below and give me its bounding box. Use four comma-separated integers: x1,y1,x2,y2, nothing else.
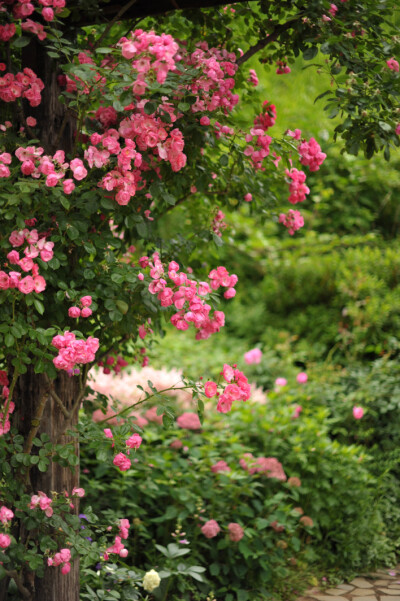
12,36,31,48
144,101,157,115
4,333,14,347
303,47,318,61
219,154,229,166
33,298,45,315
164,193,176,206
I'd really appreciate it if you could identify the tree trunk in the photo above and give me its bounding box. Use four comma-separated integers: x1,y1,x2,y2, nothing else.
10,368,81,601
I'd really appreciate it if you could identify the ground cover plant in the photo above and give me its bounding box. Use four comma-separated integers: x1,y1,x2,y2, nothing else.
1,1,400,601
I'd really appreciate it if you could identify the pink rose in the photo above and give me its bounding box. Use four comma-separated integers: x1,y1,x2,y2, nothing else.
353,406,364,419
201,519,221,539
80,295,92,307
204,381,217,398
113,452,131,471
126,433,142,449
81,307,92,318
0,533,11,548
296,372,308,384
228,522,244,542
244,348,262,364
18,275,35,294
68,307,81,318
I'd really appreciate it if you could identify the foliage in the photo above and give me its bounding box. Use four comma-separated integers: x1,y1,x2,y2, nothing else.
0,0,400,599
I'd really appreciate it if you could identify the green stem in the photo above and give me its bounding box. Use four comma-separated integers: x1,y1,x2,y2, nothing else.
99,384,200,423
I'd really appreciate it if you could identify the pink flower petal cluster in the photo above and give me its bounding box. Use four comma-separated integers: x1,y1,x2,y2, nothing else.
244,101,276,170
0,533,11,549
68,296,93,319
0,506,14,525
126,433,143,448
30,491,53,517
0,396,14,437
10,0,65,22
52,332,99,371
0,23,16,43
353,406,364,419
216,364,251,413
228,522,244,542
248,68,259,86
286,168,310,204
387,57,399,72
176,412,201,430
0,226,53,294
118,29,179,86
119,518,130,539
298,138,327,171
292,404,303,418
0,151,11,178
212,209,227,237
143,253,237,340
0,68,44,106
239,453,287,480
201,519,221,539
47,548,71,574
185,43,239,113
296,372,308,383
244,348,262,364
105,535,128,558
113,452,131,471
279,209,304,235
98,354,129,375
211,460,231,473
276,60,291,74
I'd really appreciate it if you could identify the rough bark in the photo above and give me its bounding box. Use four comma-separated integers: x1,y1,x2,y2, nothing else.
11,368,81,601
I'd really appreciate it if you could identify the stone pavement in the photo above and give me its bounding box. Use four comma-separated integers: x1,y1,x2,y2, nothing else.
297,568,400,601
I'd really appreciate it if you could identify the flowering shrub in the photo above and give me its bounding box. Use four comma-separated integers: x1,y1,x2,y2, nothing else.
0,0,399,599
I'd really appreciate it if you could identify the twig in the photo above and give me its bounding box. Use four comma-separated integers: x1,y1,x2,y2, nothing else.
44,374,71,419
5,570,31,600
237,18,300,66
23,388,50,455
93,0,138,50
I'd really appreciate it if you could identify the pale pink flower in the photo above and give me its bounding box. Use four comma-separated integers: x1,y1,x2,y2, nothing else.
201,519,220,538
211,460,230,474
353,406,364,419
126,433,142,449
176,412,201,430
275,377,287,387
228,522,244,542
204,381,217,398
244,348,262,364
296,372,308,383
113,452,131,471
0,533,11,548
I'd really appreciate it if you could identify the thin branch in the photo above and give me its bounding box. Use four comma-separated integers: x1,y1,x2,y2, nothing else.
93,0,138,50
44,374,70,419
237,17,300,66
5,571,31,600
23,388,50,455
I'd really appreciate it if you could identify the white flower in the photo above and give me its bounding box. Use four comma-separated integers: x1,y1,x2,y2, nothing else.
142,569,161,592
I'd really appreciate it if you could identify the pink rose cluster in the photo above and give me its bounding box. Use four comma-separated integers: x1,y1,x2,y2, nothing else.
212,208,227,238
97,354,129,375
248,68,259,86
211,460,231,473
9,0,65,24
276,60,291,74
118,29,180,89
298,138,327,172
185,42,239,114
51,331,99,372
9,145,87,192
47,548,71,575
244,100,276,170
0,226,53,294
112,433,143,472
103,518,131,560
0,504,14,548
239,453,287,481
141,252,237,340
0,370,13,437
204,363,251,413
0,67,44,107
200,519,244,542
387,57,399,72
68,295,93,319
278,209,304,236
29,491,53,517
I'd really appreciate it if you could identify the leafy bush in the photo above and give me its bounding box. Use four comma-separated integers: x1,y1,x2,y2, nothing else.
80,379,395,600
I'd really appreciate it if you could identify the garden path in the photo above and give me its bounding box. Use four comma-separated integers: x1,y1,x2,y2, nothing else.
297,568,400,601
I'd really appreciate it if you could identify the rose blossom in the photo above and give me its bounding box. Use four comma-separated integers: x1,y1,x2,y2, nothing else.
201,519,221,538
